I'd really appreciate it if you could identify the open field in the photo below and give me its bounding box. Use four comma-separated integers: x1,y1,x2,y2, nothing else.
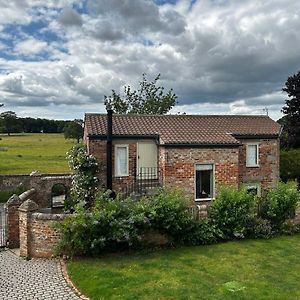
68,235,300,300
0,133,77,175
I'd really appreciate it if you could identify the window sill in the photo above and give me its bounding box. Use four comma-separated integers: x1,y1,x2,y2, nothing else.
195,198,214,202
246,165,260,168
115,174,129,178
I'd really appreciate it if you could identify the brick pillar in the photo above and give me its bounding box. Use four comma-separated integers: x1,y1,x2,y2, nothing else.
7,194,21,248
18,199,38,258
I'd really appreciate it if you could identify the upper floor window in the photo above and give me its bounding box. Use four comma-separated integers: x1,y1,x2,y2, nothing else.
246,144,259,167
115,145,129,176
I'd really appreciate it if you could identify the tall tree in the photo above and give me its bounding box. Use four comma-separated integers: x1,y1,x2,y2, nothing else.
282,71,300,148
104,73,177,114
0,111,21,135
64,119,83,143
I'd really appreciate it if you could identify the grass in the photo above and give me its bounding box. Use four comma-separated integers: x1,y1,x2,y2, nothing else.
68,235,300,300
0,186,27,203
0,133,77,175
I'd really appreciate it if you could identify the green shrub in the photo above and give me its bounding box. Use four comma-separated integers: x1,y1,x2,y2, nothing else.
180,218,223,245
209,186,257,239
280,150,300,185
141,190,192,242
142,189,223,245
259,181,300,228
57,189,223,256
246,218,273,239
57,192,148,256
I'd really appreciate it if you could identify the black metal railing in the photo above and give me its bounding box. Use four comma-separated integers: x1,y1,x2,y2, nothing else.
122,167,162,199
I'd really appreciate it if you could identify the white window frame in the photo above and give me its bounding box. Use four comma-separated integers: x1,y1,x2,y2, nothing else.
246,143,259,167
115,144,129,177
244,182,261,197
194,163,215,202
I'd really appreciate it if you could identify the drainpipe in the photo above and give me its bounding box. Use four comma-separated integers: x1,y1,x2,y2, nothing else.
106,105,113,190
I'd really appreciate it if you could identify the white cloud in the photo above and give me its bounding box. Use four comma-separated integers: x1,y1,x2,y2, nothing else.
1,0,299,120
14,38,48,55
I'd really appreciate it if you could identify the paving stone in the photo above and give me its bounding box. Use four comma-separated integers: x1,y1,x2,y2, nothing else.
0,250,81,300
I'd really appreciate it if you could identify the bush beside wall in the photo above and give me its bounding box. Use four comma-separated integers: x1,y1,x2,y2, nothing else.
57,182,300,256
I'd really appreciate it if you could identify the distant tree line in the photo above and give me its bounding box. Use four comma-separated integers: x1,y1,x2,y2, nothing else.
0,111,83,142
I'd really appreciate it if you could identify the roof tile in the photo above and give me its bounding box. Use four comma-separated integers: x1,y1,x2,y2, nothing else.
85,114,281,145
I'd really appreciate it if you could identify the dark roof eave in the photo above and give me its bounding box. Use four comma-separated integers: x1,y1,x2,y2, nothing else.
232,134,280,139
88,134,159,140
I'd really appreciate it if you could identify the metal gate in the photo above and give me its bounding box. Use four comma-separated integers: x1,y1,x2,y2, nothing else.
0,203,7,248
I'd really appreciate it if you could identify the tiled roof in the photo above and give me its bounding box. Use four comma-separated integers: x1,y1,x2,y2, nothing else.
84,114,281,145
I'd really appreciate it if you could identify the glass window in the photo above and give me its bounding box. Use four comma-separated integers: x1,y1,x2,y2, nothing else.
245,183,261,197
51,184,67,208
195,164,213,199
246,144,259,167
115,145,128,176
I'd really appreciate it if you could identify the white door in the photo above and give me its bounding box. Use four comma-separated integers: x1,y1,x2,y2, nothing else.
137,141,158,179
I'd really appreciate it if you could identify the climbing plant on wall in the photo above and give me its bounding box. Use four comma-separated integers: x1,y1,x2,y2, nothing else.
66,144,100,211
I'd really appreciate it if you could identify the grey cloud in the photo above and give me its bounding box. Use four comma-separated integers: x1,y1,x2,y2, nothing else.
89,20,124,41
58,7,83,26
86,0,186,40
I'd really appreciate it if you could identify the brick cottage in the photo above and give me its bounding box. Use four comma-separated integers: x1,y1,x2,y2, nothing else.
84,110,281,205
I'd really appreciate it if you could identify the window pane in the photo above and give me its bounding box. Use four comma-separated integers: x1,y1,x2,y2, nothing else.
247,145,257,166
196,168,213,199
116,146,127,175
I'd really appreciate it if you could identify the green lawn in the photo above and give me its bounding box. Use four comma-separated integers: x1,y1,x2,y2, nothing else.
68,235,300,300
0,133,77,174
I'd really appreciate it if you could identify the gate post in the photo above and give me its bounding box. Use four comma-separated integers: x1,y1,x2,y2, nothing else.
18,199,38,258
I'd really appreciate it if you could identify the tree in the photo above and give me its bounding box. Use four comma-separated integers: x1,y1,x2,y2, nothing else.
104,73,177,114
282,71,300,148
64,119,83,143
0,111,21,135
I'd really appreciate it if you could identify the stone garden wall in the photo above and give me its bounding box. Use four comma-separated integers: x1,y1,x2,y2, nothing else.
5,174,71,249
19,199,66,258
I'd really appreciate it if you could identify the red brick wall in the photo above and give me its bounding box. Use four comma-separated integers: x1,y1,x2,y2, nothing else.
88,139,137,192
161,147,240,200
88,138,280,200
19,211,65,258
238,138,280,192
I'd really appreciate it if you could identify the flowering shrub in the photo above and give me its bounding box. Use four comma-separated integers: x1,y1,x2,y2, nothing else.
57,189,222,256
66,144,100,211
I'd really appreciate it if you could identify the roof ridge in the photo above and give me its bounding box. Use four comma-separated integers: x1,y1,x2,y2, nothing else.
85,113,271,118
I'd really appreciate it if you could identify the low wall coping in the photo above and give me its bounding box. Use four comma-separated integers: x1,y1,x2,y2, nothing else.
41,175,72,181
31,212,67,221
6,194,21,206
18,199,39,212
19,188,36,201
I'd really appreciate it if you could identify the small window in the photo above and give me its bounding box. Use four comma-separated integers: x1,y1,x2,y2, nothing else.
195,164,214,200
51,184,67,208
246,144,259,167
115,145,129,176
245,183,261,197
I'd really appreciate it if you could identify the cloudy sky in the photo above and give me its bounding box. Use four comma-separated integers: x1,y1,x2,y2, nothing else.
0,0,299,121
